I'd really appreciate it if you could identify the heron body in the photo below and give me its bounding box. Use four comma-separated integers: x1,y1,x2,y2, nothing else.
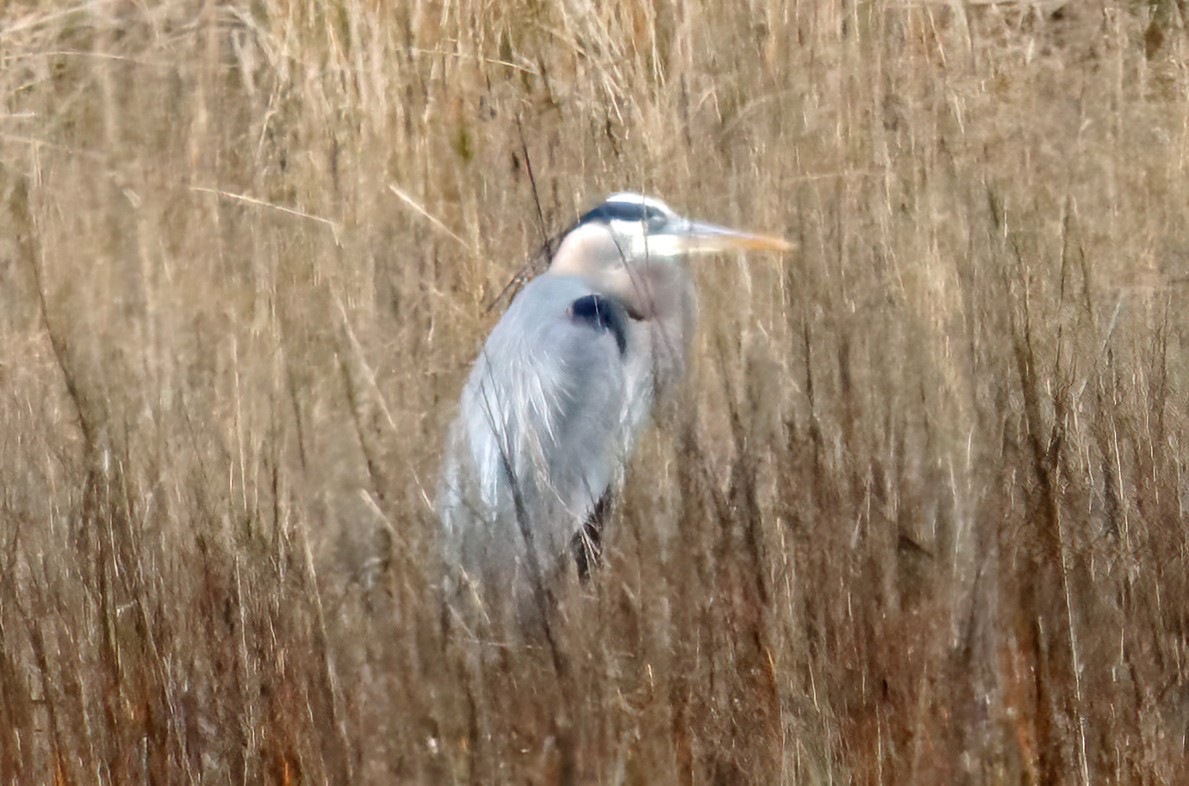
438,193,790,604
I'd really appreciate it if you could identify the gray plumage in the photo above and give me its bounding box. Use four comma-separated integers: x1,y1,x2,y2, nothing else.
438,193,790,606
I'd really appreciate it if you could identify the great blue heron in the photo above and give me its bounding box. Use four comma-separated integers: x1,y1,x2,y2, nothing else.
439,192,791,608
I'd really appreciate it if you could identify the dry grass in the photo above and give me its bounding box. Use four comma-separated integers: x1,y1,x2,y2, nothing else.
2,0,1188,782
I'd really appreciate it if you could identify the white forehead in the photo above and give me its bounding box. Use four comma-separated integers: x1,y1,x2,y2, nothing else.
603,192,676,217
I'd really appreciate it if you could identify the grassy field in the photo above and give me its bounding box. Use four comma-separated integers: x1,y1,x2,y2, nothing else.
2,0,1188,782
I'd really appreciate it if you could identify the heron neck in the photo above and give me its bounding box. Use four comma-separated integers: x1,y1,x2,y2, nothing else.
603,264,696,402
613,263,692,327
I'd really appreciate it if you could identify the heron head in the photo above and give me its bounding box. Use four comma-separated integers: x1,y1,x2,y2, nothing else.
548,192,792,281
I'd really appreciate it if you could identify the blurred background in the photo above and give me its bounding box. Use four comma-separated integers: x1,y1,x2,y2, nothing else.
1,0,1187,782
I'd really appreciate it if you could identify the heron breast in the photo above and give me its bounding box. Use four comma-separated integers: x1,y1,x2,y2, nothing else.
568,294,629,356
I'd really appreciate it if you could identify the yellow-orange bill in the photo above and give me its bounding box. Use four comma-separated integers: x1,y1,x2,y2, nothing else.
682,220,794,254
724,232,794,252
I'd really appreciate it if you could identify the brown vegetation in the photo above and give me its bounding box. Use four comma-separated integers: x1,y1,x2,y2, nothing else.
2,0,1188,782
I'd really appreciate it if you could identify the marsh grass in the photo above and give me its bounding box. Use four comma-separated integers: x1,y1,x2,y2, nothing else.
2,0,1188,782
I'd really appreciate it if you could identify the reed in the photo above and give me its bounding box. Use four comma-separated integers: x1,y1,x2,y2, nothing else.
1,1,1186,782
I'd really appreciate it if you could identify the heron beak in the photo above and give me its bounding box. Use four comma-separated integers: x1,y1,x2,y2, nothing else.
678,220,794,255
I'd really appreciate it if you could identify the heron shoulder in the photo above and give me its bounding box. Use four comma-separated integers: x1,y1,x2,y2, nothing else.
462,275,628,443
508,276,633,361
568,294,628,356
